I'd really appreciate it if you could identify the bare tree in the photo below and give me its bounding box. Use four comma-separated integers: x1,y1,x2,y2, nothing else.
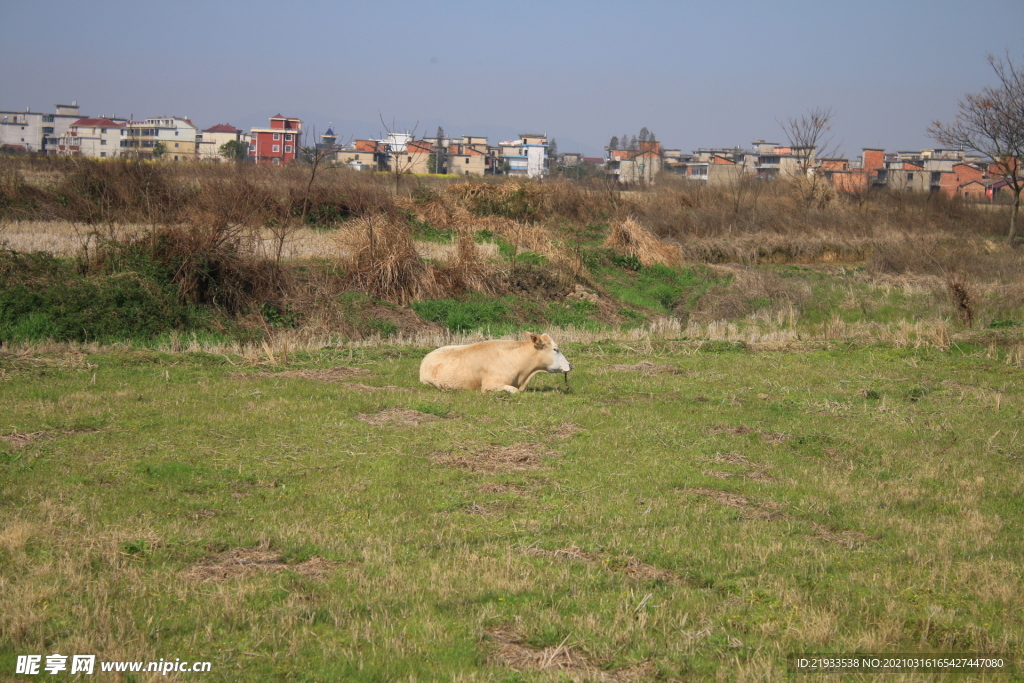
779,106,840,207
929,52,1024,245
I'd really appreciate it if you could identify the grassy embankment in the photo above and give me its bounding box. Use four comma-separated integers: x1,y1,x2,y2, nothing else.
1,339,1022,681
1,157,1023,350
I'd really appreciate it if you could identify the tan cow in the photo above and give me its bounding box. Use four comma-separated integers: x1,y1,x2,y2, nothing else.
419,333,572,393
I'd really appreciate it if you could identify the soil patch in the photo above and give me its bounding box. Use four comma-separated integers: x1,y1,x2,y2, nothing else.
431,442,553,472
186,548,342,582
356,408,442,427
708,424,758,436
484,627,655,682
606,361,680,375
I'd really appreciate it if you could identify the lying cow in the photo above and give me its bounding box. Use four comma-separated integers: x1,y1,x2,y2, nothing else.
419,333,572,393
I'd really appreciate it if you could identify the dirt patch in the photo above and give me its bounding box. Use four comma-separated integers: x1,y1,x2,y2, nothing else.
606,361,680,375
431,443,553,472
484,627,655,682
356,408,441,427
551,423,585,439
681,487,786,520
185,548,342,582
235,366,369,382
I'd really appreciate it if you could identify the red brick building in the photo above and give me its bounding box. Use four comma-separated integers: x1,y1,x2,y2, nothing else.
250,114,302,165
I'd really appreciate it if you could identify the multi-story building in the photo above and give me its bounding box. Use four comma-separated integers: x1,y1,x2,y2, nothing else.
51,118,127,158
250,114,302,165
197,124,249,162
1,103,82,153
124,117,198,160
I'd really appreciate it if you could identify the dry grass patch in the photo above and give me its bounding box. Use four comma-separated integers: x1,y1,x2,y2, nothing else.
246,366,370,382
808,523,874,548
484,627,656,682
680,487,786,520
708,424,758,436
525,545,680,584
343,382,398,392
185,548,342,582
0,428,98,448
431,442,554,472
356,408,443,427
605,361,680,375
551,422,585,438
605,216,682,267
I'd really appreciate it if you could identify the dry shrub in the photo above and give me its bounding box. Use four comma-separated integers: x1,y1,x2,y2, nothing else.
604,216,681,266
338,215,439,304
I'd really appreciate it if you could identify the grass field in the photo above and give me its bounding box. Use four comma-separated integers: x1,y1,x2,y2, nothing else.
1,338,1022,681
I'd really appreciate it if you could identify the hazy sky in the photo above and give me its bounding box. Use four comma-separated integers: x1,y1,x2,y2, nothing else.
3,0,1023,157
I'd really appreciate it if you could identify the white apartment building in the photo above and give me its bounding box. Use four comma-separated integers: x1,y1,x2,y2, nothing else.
0,103,83,153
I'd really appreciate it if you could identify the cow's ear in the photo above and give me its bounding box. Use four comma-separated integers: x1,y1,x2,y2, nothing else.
529,333,545,349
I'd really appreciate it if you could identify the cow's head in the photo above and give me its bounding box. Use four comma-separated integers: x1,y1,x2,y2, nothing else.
529,333,572,373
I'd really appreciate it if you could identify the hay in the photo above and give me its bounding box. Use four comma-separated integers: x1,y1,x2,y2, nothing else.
604,216,681,266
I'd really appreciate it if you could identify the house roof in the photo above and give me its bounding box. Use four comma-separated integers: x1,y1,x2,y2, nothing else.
72,118,125,127
204,123,241,133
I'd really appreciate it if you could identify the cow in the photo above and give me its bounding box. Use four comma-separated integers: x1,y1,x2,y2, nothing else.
419,333,572,393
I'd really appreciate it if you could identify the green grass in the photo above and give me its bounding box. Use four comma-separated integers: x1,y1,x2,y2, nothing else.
1,342,1022,680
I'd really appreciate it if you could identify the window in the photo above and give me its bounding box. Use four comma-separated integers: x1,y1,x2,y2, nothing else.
101,128,107,134
273,133,280,141
100,152,106,158
43,115,54,122
101,140,107,145
285,134,292,141
272,145,280,153
465,158,469,164
284,145,292,153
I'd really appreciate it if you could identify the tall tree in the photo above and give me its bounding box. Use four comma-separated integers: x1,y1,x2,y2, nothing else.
638,127,650,143
609,135,619,150
930,52,1024,244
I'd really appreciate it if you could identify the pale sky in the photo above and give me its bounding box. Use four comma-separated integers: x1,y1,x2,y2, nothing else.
3,0,1023,157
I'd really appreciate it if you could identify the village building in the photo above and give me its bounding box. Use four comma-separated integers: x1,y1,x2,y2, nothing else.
250,114,302,165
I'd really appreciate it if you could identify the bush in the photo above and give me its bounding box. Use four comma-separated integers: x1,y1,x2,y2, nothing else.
0,250,197,343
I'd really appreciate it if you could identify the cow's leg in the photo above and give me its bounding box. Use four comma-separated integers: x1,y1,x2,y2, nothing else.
482,381,520,393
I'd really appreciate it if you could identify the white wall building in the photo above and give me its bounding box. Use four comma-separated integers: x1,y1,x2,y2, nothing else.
197,124,250,161
0,103,82,153
52,118,127,158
